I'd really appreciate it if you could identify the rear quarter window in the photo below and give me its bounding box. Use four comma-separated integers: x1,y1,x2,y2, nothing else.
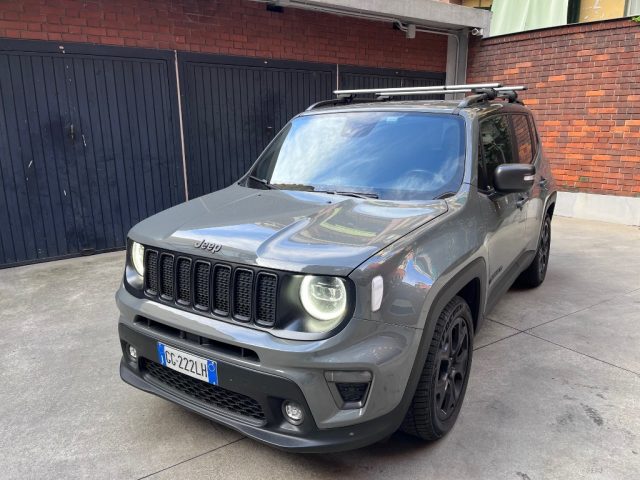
512,114,534,164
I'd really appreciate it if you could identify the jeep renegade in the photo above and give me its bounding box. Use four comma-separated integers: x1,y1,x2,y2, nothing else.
117,84,556,452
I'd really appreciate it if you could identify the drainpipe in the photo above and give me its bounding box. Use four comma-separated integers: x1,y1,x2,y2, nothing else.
446,29,469,99
394,21,468,99
255,0,471,94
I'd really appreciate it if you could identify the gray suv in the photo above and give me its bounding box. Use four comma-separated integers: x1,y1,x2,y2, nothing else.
117,84,556,452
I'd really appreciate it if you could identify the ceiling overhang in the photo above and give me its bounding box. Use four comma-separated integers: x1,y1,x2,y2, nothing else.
256,0,492,35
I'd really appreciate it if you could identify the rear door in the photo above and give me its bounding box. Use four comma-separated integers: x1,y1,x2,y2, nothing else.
512,114,547,251
478,114,527,296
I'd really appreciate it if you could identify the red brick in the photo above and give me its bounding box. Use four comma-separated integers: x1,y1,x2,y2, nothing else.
0,0,447,74
468,17,640,196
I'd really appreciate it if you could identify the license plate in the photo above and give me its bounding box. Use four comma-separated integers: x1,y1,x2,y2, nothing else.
157,342,218,385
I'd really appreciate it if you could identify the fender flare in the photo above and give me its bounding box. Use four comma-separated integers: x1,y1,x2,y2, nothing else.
421,256,488,334
544,191,558,217
385,257,487,431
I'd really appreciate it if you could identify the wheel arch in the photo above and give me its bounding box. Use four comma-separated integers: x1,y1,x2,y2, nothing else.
423,257,487,336
545,191,557,218
389,257,487,435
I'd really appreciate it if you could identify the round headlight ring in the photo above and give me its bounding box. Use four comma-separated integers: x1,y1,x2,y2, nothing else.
131,241,145,277
299,275,347,326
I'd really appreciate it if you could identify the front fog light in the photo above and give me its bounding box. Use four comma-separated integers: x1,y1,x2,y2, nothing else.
128,345,138,360
282,401,304,425
131,241,145,277
300,276,347,329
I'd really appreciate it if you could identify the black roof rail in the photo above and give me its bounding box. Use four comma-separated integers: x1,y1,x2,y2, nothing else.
306,95,388,111
456,86,527,109
457,88,498,108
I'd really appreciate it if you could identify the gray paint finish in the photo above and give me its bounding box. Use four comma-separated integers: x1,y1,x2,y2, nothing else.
118,100,557,450
129,185,448,275
1,217,639,478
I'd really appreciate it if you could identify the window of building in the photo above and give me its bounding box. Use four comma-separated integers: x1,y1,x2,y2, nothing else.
489,0,640,36
568,0,638,22
461,0,493,10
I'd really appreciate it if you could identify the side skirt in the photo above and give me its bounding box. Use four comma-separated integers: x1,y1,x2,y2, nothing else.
485,250,536,315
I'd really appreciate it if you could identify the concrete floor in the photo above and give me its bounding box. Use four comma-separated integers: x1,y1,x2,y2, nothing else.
0,216,638,479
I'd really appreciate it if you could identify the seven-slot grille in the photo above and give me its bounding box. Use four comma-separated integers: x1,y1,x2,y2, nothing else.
143,249,278,327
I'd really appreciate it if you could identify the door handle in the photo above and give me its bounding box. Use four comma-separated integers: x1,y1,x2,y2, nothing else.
539,177,549,189
516,196,527,209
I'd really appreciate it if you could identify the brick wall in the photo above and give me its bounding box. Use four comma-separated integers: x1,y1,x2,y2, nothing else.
468,18,640,196
0,0,447,72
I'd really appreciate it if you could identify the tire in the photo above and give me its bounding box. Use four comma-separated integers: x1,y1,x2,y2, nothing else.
517,214,552,288
401,296,474,441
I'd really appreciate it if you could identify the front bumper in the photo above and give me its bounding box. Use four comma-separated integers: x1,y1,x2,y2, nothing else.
116,286,422,452
120,323,407,452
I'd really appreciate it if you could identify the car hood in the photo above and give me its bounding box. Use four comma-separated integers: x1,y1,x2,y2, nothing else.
130,184,448,275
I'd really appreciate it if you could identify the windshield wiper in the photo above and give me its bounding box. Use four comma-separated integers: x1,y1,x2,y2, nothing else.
314,189,379,199
247,175,279,190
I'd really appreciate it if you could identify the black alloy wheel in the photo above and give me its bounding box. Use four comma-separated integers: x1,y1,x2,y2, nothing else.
434,315,470,421
517,213,552,288
538,216,551,279
401,296,474,441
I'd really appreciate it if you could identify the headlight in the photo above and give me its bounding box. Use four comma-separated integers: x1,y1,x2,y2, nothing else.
300,275,348,332
131,241,145,277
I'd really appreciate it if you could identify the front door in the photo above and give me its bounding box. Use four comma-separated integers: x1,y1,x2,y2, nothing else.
478,114,527,303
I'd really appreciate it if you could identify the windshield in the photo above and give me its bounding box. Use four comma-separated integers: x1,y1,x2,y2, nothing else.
248,111,466,201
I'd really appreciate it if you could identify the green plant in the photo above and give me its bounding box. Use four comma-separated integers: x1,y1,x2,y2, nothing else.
632,16,640,23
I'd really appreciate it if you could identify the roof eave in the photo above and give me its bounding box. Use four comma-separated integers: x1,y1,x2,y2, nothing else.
256,0,492,34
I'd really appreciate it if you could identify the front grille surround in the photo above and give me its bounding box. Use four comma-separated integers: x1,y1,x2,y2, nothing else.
193,260,211,311
255,272,278,327
144,250,159,295
143,247,279,329
213,265,231,316
176,257,192,305
159,253,175,300
232,268,254,322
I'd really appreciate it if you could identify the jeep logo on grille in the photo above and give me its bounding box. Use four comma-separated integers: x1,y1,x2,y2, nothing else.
194,239,222,254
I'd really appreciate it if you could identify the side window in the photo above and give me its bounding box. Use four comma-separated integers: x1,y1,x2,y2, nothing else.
479,115,514,190
512,115,533,164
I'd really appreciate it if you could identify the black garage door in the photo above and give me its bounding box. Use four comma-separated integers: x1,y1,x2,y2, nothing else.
0,41,445,268
0,41,184,267
179,54,445,199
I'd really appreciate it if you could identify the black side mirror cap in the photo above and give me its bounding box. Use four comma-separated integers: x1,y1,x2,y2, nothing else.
493,163,536,194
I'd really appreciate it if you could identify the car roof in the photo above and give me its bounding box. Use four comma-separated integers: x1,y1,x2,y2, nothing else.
300,99,532,119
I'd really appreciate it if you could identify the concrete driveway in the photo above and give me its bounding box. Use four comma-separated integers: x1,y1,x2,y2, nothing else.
1,216,638,479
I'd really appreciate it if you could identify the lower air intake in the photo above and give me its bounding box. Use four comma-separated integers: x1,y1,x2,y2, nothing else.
337,382,369,404
144,359,266,424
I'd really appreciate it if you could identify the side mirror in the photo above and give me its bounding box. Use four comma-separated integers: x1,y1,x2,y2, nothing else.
493,163,535,194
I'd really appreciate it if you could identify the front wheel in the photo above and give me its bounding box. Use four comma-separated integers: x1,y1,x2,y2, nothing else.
401,296,473,441
517,214,551,288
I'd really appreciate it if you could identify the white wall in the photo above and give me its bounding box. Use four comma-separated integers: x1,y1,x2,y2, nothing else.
555,192,640,226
